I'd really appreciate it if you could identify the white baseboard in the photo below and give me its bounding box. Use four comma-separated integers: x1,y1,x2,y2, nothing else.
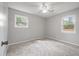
8,36,79,48
46,36,79,48
8,37,44,46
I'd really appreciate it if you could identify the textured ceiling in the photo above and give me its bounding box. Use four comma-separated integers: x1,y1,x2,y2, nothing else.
8,2,79,18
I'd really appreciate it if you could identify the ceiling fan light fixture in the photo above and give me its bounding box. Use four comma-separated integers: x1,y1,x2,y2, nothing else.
39,3,54,14
40,3,49,13
42,9,48,13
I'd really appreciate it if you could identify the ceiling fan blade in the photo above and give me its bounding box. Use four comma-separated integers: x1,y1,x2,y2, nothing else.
48,9,54,12
42,2,48,9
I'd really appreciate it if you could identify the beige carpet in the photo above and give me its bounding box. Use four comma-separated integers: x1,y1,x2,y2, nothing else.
7,39,79,56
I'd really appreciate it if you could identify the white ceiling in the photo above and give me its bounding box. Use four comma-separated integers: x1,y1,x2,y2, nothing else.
8,2,79,18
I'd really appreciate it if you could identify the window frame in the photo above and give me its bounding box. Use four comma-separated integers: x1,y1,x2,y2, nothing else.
61,15,76,33
15,14,29,28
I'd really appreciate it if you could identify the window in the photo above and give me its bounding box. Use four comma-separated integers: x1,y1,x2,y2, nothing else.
61,15,76,33
15,14,28,28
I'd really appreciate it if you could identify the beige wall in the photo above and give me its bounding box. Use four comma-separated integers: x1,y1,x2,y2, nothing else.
46,8,79,46
8,8,45,44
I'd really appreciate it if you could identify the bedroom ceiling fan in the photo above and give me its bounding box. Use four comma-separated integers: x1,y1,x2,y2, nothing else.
39,2,54,13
